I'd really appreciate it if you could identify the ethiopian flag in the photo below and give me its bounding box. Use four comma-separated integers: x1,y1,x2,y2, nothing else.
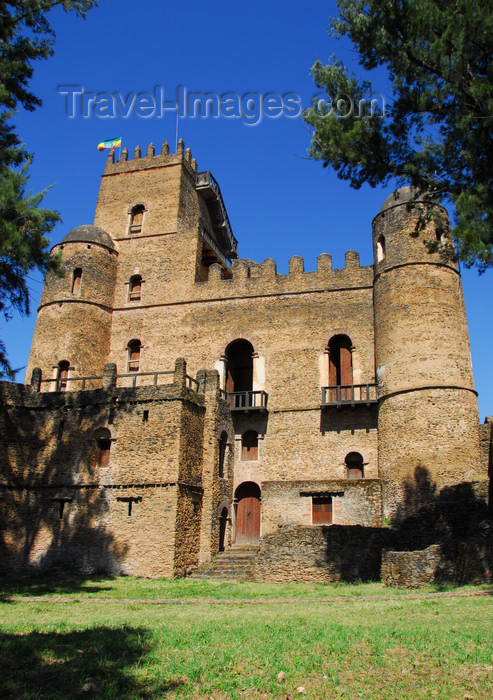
97,136,122,151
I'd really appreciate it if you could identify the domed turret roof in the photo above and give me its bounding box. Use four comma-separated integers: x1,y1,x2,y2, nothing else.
380,186,427,213
60,225,115,250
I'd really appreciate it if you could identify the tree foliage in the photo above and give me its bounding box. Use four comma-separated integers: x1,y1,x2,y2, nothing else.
0,162,60,377
0,0,98,377
303,0,493,271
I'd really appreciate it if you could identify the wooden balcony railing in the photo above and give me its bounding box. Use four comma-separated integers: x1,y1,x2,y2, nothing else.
321,384,377,407
228,390,268,411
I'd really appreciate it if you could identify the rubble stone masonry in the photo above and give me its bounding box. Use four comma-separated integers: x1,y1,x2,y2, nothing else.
0,143,488,579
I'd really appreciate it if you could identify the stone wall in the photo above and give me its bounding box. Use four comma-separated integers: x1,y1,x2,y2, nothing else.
0,359,232,578
381,545,443,588
260,479,382,536
479,417,492,493
455,521,493,584
381,520,493,587
254,524,395,582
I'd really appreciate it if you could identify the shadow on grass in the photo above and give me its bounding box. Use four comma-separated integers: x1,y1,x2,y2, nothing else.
0,573,115,600
0,625,181,699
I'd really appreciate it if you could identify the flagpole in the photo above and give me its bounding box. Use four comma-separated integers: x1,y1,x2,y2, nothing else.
175,107,179,152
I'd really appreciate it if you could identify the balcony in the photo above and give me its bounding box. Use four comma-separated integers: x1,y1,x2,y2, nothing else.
321,384,377,407
228,390,268,412
196,170,238,259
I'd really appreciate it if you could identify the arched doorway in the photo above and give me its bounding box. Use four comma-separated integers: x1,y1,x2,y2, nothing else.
225,339,254,393
328,334,353,401
219,507,228,552
234,482,261,545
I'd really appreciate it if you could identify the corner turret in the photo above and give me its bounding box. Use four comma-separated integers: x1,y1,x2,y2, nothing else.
26,225,118,386
372,188,482,518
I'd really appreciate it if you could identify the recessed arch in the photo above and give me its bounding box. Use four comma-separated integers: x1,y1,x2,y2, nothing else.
345,451,364,479
127,339,141,372
216,424,232,441
93,426,112,466
377,234,386,261
91,425,117,440
128,274,142,302
128,204,146,235
71,267,82,295
323,328,359,352
217,500,231,517
56,360,70,392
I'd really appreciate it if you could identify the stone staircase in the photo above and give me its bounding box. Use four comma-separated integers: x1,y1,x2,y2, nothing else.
190,545,259,581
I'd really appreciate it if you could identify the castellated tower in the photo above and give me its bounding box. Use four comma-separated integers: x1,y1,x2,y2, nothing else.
26,139,237,385
372,188,483,519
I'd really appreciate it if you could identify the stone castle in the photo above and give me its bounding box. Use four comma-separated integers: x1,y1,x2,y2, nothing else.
0,140,491,581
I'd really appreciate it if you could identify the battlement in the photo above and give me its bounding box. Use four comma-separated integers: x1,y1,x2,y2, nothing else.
198,250,373,296
103,138,197,176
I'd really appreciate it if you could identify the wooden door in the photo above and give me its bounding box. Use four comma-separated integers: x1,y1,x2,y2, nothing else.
340,342,353,400
235,483,261,544
312,497,332,525
329,336,353,401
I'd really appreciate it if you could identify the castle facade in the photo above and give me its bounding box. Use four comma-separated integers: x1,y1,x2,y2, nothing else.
0,141,490,579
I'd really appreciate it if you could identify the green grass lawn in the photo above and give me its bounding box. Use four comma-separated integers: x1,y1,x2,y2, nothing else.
0,576,492,699
1,573,491,600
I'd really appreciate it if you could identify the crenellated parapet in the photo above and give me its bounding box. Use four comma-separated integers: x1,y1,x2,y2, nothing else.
202,250,373,296
104,138,198,177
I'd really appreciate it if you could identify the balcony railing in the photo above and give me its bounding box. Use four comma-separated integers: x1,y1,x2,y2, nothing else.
321,384,377,407
39,371,199,392
228,390,268,411
40,375,103,392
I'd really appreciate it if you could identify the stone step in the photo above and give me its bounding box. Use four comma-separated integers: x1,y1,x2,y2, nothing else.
207,565,255,574
190,547,259,581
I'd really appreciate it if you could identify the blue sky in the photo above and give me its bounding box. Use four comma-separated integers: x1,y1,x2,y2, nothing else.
5,0,492,420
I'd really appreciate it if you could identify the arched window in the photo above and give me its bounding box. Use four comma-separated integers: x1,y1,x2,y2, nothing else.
93,427,112,466
329,335,353,400
219,507,228,551
218,431,228,478
128,275,142,302
129,204,145,235
377,234,386,262
436,227,446,244
127,339,141,372
71,267,82,295
241,430,258,461
346,452,364,479
56,360,70,392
